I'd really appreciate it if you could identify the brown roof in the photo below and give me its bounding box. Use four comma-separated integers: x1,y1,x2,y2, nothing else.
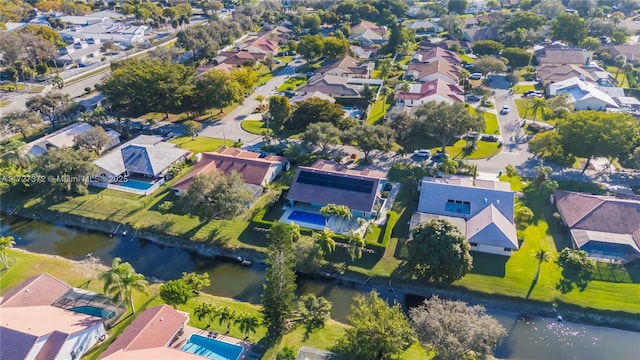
286,160,386,212
464,27,499,42
405,59,459,82
554,190,640,246
100,305,188,359
317,55,371,76
602,44,640,63
172,147,286,191
411,47,460,65
297,74,362,97
536,48,593,65
0,273,71,308
34,331,68,360
395,79,464,102
535,64,598,84
350,20,386,36
215,51,265,66
242,35,280,53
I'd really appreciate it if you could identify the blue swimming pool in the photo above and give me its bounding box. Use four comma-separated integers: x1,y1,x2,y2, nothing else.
181,335,243,360
288,210,325,226
120,179,154,190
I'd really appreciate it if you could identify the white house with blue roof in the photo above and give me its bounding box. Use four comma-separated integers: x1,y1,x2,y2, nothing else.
412,177,518,256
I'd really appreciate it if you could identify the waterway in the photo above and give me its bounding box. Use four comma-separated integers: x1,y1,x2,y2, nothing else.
1,217,639,359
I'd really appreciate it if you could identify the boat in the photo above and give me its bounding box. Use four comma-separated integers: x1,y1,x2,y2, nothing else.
122,230,128,236
241,260,252,266
557,315,563,322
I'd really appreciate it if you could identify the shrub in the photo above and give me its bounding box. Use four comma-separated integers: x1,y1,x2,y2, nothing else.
381,211,399,248
514,206,534,226
557,248,595,271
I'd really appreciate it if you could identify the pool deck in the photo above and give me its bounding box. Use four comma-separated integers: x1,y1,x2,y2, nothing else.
278,204,367,235
170,325,261,360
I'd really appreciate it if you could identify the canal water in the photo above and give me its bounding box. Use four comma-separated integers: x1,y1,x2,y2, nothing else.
1,217,639,359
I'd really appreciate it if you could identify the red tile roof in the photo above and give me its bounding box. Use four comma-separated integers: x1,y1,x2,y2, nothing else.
0,273,71,308
172,148,286,191
100,305,188,359
395,79,464,102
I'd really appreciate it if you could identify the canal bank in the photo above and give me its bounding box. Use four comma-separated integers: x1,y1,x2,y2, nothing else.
2,208,640,333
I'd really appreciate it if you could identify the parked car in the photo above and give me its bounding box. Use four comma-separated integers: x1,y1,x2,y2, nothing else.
431,152,449,161
523,90,543,97
284,90,296,97
466,94,481,102
469,73,483,80
480,134,501,142
500,105,509,114
414,149,431,157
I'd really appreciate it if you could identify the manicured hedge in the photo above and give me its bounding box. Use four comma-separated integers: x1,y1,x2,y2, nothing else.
380,210,399,248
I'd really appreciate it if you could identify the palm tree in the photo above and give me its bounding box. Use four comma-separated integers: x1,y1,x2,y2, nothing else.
320,204,352,233
346,231,365,261
614,55,627,84
314,228,336,257
0,235,16,269
622,63,633,85
217,306,236,333
379,85,391,100
235,312,260,339
289,222,301,242
527,97,547,122
255,95,265,111
398,42,412,56
459,68,470,91
99,257,148,314
194,302,215,328
532,248,550,281
533,159,552,187
1,139,29,168
378,59,392,79
439,156,458,178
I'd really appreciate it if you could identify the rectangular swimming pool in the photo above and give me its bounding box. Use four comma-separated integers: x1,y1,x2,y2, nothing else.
119,179,154,190
288,210,325,226
181,334,243,360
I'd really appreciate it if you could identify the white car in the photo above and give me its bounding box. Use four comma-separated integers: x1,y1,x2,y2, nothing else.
469,73,483,80
414,149,431,157
501,105,510,114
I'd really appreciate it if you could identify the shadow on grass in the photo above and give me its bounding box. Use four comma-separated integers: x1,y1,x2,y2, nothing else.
237,225,269,248
325,246,381,270
556,265,592,294
525,275,538,299
590,262,640,283
469,252,507,278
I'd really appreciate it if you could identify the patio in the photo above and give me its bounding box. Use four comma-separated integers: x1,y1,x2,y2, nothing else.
170,325,263,360
279,203,372,235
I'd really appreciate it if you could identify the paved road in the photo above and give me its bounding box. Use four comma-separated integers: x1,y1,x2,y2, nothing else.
199,63,300,146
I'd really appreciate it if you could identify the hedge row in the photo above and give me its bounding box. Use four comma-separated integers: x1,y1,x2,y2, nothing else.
380,210,399,249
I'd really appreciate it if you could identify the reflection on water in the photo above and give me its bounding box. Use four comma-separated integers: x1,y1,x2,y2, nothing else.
2,217,639,359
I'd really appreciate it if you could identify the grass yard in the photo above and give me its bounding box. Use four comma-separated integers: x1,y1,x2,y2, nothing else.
511,84,536,94
241,120,268,135
366,96,392,125
483,111,499,134
0,83,44,92
277,77,307,92
460,54,475,63
170,136,228,153
1,249,429,360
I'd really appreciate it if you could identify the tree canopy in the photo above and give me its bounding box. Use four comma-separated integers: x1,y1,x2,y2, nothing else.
410,296,506,360
473,56,507,76
179,170,253,221
335,290,416,360
34,147,96,195
289,98,345,129
302,122,341,154
0,110,42,140
550,13,587,45
74,126,111,155
472,40,504,56
502,47,532,68
414,102,483,154
347,125,395,161
159,279,194,308
408,219,473,283
268,96,292,131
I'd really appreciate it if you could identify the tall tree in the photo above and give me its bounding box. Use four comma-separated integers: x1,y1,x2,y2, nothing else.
26,94,58,127
99,257,148,314
347,125,395,161
183,120,202,138
194,302,215,328
414,102,484,154
34,147,96,195
323,37,349,58
261,223,297,336
179,170,253,221
473,56,507,77
408,219,473,283
181,272,211,295
0,139,30,169
194,70,244,114
346,231,366,261
557,111,639,172
297,294,332,336
320,204,351,233
268,96,291,131
550,13,587,45
527,97,547,122
359,83,376,109
159,279,194,308
533,247,550,281
0,235,16,269
448,0,469,14
235,312,260,339
502,47,532,68
297,34,325,60
301,122,341,154
0,110,42,140
289,98,345,129
74,126,111,155
439,156,459,178
335,290,416,360
217,306,237,333
314,228,336,257
410,296,507,360
472,40,504,56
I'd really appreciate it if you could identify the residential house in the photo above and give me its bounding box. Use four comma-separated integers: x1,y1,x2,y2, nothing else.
59,20,147,47
601,44,640,65
316,56,374,78
239,34,280,55
349,20,387,37
462,27,499,43
535,47,594,66
547,78,618,111
410,47,461,66
99,305,204,360
286,160,388,221
289,91,336,104
57,10,125,26
406,20,443,33
554,190,640,263
56,41,102,67
413,177,518,256
464,17,479,29
172,147,288,197
213,51,265,69
349,29,385,47
93,135,189,187
404,59,459,84
535,63,613,86
0,274,112,360
297,74,363,98
443,39,472,51
349,45,377,59
394,79,464,106
24,122,120,157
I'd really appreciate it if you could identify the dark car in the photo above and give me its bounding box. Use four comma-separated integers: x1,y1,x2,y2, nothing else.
466,94,481,102
431,152,449,161
480,134,500,142
284,90,296,97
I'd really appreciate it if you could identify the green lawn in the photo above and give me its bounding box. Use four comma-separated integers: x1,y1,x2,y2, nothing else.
277,77,307,92
367,96,392,125
460,54,475,63
170,136,228,153
515,98,553,123
484,112,499,134
241,120,268,135
511,84,536,94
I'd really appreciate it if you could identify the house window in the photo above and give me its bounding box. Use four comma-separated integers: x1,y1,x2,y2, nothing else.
445,199,471,214
503,248,512,252
470,242,478,247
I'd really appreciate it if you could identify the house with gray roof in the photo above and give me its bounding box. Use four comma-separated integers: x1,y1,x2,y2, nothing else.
93,135,189,194
297,75,363,98
413,177,518,256
554,190,640,263
316,56,374,78
535,47,594,66
548,77,619,111
24,122,120,157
